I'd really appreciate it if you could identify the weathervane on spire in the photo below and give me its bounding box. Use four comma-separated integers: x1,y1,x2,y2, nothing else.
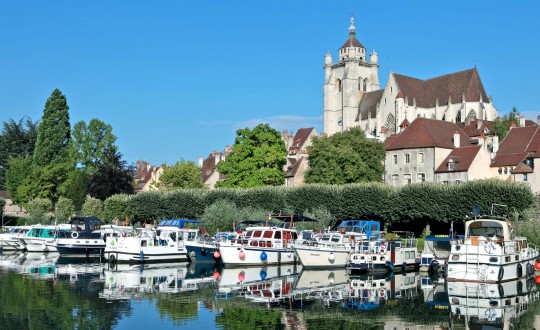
349,10,356,35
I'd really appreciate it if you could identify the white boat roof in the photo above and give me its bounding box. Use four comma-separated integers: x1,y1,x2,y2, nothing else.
464,218,512,241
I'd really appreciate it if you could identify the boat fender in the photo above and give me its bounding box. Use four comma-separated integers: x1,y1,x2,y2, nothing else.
498,267,504,282
328,252,335,262
239,250,245,259
109,254,116,266
497,283,504,298
260,251,267,261
139,250,144,262
260,270,267,280
527,263,534,276
213,250,221,259
517,264,523,278
517,280,523,295
71,232,79,239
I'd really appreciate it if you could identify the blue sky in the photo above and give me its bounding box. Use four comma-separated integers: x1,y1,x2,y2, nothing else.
1,1,539,166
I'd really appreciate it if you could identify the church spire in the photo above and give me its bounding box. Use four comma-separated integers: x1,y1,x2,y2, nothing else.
348,16,356,37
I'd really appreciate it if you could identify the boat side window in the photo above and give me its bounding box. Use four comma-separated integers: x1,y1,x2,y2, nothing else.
331,235,340,243
169,232,177,242
141,240,147,247
188,232,196,241
263,231,273,238
274,231,281,239
253,231,262,238
343,237,350,243
321,235,330,241
245,231,253,239
291,232,298,240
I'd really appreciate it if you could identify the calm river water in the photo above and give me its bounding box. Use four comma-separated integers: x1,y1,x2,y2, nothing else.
1,251,540,329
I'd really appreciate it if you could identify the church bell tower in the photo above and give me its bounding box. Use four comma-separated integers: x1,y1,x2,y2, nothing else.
323,17,380,135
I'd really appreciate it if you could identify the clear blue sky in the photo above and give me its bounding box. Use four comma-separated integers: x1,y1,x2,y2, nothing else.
1,1,539,166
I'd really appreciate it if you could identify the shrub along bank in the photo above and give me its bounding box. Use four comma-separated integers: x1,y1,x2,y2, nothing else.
91,179,533,235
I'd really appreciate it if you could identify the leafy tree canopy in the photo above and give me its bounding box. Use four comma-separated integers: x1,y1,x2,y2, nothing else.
157,159,205,190
72,118,117,173
491,107,520,141
0,117,38,189
216,123,287,188
305,127,386,184
33,89,71,166
87,146,134,200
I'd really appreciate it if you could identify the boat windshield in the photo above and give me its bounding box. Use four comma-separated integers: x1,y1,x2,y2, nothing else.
468,221,504,237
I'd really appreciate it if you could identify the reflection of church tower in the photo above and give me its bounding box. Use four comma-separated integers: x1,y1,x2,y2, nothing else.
323,17,380,135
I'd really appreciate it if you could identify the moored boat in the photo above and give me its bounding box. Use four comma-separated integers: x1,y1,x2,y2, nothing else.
104,222,188,264
20,224,71,252
347,234,420,273
293,220,381,268
0,226,31,251
419,234,464,274
446,217,539,283
219,214,315,266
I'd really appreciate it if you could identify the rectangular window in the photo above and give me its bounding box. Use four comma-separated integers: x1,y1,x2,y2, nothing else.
405,154,410,163
524,173,528,182
418,153,424,163
392,174,399,187
417,173,425,182
393,154,398,164
404,174,411,185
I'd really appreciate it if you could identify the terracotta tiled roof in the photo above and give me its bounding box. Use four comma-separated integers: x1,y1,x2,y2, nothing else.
285,158,303,178
458,120,493,137
383,134,398,148
491,153,528,167
511,162,534,174
357,90,384,121
435,146,481,173
290,128,315,151
491,125,540,167
525,120,537,127
393,68,489,108
385,118,471,151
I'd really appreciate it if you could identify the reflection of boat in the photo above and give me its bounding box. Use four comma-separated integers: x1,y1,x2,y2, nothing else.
347,236,419,273
448,277,539,328
0,251,26,270
292,220,380,268
345,271,419,310
101,263,194,300
447,217,539,283
421,276,449,310
17,252,60,279
289,268,350,306
217,264,301,303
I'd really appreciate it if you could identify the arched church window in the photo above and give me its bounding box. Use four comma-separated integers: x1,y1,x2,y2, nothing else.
468,109,477,120
455,110,462,123
363,78,368,92
337,79,342,92
384,114,396,135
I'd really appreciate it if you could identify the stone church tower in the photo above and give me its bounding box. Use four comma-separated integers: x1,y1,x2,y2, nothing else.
323,17,380,135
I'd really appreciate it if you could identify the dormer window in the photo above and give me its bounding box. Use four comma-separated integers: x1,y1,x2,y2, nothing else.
448,159,455,171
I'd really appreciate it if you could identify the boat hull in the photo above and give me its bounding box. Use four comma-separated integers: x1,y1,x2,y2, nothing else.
52,237,105,256
186,243,220,263
219,244,296,266
21,238,57,252
104,249,188,264
0,238,26,251
293,246,351,268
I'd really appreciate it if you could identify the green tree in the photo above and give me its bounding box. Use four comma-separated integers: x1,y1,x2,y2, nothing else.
33,89,71,166
491,107,520,141
55,197,75,223
157,159,205,190
305,126,385,184
0,117,38,189
72,119,117,173
5,156,35,206
216,123,287,188
59,169,89,211
26,197,53,224
87,146,134,200
81,195,103,218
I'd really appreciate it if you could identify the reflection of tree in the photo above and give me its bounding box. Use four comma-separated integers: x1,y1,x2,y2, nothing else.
155,283,216,326
215,302,283,330
0,271,130,329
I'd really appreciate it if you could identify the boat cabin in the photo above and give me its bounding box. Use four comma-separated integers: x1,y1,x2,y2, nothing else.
242,227,298,249
464,219,511,244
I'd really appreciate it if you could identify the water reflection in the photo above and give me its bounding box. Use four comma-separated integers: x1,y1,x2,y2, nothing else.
1,251,540,329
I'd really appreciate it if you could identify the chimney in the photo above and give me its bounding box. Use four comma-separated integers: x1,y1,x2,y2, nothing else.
198,156,203,168
520,115,525,127
537,115,540,125
476,119,482,130
478,132,484,146
214,153,221,166
453,131,460,148
492,136,499,154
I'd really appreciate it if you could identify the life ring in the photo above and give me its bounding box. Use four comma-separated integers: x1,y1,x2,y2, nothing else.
484,241,495,254
71,232,79,239
379,289,386,299
379,243,387,255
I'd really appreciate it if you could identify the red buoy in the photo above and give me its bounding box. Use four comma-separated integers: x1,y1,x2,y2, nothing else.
213,271,220,280
238,271,245,282
535,261,540,270
239,251,245,259
214,250,221,259
535,276,540,284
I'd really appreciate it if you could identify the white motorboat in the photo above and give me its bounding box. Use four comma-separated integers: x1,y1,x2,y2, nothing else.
20,224,71,252
347,235,420,273
219,214,315,266
419,234,464,274
104,223,188,264
446,217,539,283
293,220,381,268
0,226,31,251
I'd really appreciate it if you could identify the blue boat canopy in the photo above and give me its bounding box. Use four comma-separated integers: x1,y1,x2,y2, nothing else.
158,219,203,228
336,220,381,239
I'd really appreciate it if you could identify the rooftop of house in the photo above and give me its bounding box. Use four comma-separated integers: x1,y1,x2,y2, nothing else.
434,146,482,173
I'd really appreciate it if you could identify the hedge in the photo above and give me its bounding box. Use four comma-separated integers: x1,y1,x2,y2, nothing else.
103,179,533,233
